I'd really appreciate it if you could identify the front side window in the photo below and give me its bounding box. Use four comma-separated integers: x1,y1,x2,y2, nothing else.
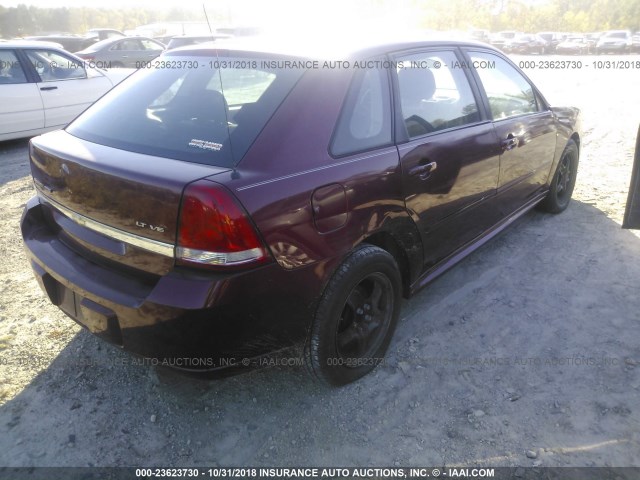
0,50,27,84
396,50,480,138
25,50,86,82
468,52,538,121
331,66,392,156
67,56,304,167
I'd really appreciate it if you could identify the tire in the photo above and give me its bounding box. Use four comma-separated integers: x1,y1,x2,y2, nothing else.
306,244,402,386
539,139,579,213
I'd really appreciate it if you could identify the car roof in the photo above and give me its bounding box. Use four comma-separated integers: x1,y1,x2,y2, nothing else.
0,40,66,49
166,36,497,60
0,41,90,64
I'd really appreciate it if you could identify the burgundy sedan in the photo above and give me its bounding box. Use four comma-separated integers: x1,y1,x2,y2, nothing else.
21,39,581,385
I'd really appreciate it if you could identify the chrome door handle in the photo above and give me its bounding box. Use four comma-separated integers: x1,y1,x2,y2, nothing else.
409,161,437,180
502,134,519,151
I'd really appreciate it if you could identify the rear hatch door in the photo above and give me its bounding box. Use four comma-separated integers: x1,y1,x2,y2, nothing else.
30,130,229,275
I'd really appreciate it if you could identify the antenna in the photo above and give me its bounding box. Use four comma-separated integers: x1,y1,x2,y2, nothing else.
202,3,237,166
203,4,214,35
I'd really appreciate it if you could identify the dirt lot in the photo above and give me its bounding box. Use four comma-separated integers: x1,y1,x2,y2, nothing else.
1,55,639,469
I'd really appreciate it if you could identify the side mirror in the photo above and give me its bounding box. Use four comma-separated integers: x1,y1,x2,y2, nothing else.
622,124,640,229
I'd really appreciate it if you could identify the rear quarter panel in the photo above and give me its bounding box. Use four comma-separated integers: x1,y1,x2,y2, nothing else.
212,67,415,284
548,106,582,182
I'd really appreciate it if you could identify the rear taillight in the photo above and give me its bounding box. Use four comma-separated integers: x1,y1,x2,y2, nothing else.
176,180,269,269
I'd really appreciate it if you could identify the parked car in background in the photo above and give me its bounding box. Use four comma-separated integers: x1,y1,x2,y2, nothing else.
469,29,490,44
23,30,126,53
166,34,232,50
555,34,590,55
12,39,64,50
215,26,262,37
21,39,581,385
596,30,632,54
585,32,603,52
75,36,165,68
631,33,640,53
537,32,563,53
154,35,176,46
85,28,125,42
490,31,518,51
0,42,130,141
24,35,92,53
504,34,548,54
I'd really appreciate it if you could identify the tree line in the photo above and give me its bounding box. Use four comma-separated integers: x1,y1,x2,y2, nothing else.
0,5,214,38
414,0,640,32
1,0,638,39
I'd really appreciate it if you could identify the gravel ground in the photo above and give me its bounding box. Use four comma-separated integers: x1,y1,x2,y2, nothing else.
0,55,639,469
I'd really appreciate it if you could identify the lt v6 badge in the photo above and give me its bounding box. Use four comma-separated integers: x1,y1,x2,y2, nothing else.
135,221,166,233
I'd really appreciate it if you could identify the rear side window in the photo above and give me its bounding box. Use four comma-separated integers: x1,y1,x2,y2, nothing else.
331,66,392,156
112,39,141,51
67,56,304,167
395,51,480,138
0,50,27,84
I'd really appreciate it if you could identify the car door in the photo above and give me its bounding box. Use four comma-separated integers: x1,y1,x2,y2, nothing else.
623,125,640,229
465,50,557,215
108,39,144,68
24,49,113,130
393,49,501,268
0,49,44,140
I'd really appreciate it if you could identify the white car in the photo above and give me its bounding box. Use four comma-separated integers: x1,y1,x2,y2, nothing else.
0,41,132,141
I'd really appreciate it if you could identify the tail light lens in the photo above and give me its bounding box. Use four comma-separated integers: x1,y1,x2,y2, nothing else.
176,180,269,269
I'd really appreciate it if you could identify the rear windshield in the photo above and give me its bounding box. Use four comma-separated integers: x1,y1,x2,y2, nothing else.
67,55,304,167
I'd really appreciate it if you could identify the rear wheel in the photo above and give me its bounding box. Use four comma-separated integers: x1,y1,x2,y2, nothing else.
539,139,579,213
306,245,402,386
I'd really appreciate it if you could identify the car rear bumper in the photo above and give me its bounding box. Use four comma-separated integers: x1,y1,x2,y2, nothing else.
21,196,319,373
556,47,584,54
510,46,536,53
596,44,628,52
